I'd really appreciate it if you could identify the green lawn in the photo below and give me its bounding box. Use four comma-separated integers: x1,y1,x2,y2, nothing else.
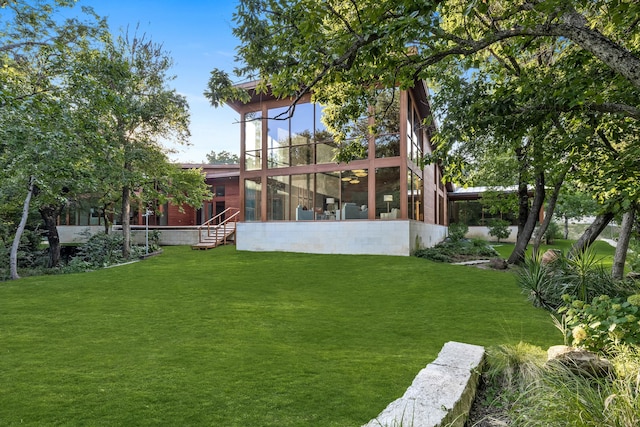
0,246,557,426
492,239,617,265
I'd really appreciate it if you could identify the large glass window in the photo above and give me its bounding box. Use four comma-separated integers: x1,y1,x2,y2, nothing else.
339,169,368,220
244,111,262,171
316,171,340,220
290,103,315,166
291,174,315,219
376,167,400,219
342,111,369,161
244,177,262,221
267,175,290,220
374,88,401,158
448,200,517,226
408,171,424,221
267,106,290,168
315,105,338,164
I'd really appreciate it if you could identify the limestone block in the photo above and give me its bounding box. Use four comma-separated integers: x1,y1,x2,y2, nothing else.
362,341,485,427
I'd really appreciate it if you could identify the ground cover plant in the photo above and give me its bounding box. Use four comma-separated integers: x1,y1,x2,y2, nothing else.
0,246,556,426
414,223,499,263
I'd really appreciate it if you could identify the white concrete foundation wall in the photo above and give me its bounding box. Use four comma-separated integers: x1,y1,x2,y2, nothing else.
57,226,106,243
411,222,449,251
237,220,446,256
465,225,518,243
58,226,203,246
129,228,201,246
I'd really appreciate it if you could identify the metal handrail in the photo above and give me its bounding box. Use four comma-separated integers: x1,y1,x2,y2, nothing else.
198,207,240,245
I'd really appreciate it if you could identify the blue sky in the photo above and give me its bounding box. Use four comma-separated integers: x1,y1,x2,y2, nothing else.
67,0,243,163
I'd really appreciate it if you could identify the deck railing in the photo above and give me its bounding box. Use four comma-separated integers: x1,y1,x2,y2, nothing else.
198,207,240,245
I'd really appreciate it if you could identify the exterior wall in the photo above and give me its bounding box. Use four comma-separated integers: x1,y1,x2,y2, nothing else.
410,221,449,251
129,227,201,246
465,225,518,243
166,204,196,226
58,225,207,246
236,220,446,256
58,226,107,243
211,175,240,222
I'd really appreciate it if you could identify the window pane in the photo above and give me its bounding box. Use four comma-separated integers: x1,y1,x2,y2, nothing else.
316,141,337,164
316,171,340,220
376,167,400,219
340,169,368,220
375,133,401,158
267,176,290,221
244,178,261,221
291,174,315,220
267,106,290,169
290,144,313,166
407,171,423,221
374,88,400,134
267,147,289,168
245,150,261,171
244,111,262,151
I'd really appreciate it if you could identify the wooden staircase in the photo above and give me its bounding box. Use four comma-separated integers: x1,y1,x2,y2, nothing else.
191,208,239,250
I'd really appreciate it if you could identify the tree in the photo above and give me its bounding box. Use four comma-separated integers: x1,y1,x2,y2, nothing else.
555,189,599,239
206,1,639,133
612,206,636,280
205,150,240,165
75,31,204,258
1,0,107,276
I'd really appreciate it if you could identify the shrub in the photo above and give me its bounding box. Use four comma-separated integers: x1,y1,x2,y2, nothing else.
71,232,127,269
447,222,468,242
544,221,561,244
558,294,640,353
413,238,498,263
627,239,640,273
516,247,639,311
488,219,511,242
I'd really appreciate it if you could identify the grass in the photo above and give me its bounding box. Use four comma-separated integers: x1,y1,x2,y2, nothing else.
0,246,558,426
492,239,616,265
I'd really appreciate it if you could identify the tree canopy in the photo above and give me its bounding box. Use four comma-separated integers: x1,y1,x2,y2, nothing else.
205,150,240,164
207,0,639,133
1,0,211,276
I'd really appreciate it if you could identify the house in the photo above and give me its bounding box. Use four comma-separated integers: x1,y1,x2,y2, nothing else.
447,186,543,243
56,164,240,244
223,81,449,256
133,164,240,227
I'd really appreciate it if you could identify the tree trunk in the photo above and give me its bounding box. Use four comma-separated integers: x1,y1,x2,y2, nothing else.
564,215,569,239
569,211,615,257
121,185,131,258
515,147,529,238
39,204,63,268
10,176,35,280
101,202,113,234
508,172,546,265
612,207,635,280
532,166,568,253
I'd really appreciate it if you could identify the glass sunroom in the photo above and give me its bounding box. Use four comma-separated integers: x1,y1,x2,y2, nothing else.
225,81,449,256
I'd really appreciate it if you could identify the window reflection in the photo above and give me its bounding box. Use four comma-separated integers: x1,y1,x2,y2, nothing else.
376,167,400,219
244,111,262,170
244,178,262,221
